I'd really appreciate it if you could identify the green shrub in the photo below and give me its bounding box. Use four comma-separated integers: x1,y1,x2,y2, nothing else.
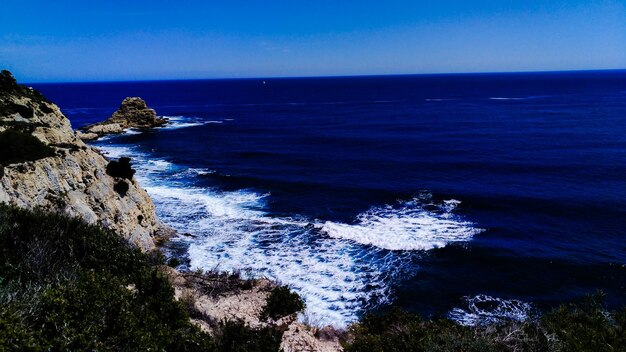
114,180,130,197
0,70,50,105
0,204,146,283
106,157,135,180
167,257,182,268
541,294,626,352
345,297,626,352
0,102,33,119
0,129,55,166
346,308,500,352
0,205,292,351
261,285,305,320
216,319,283,352
0,205,216,351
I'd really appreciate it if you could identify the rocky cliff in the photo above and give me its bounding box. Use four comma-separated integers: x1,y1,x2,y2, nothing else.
0,71,161,251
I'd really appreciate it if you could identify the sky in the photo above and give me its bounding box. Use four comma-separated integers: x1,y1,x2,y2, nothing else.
1,0,625,82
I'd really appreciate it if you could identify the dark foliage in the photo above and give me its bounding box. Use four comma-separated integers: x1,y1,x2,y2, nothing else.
541,294,626,351
0,205,146,283
0,205,215,351
345,297,626,352
0,70,51,121
0,70,50,104
0,102,34,119
261,285,305,320
0,129,55,166
0,205,290,351
106,157,135,180
346,308,500,352
114,180,130,197
215,320,283,352
167,257,182,268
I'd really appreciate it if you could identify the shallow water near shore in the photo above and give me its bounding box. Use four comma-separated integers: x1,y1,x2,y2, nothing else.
34,71,626,327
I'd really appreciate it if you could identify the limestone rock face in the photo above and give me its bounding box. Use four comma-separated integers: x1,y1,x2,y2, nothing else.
81,97,168,139
0,71,160,251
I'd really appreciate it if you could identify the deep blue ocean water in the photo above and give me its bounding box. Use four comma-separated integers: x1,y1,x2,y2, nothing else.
33,70,626,327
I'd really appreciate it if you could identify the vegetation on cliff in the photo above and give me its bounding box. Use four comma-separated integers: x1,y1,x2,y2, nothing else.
0,205,291,351
344,298,626,352
261,285,306,321
0,129,55,167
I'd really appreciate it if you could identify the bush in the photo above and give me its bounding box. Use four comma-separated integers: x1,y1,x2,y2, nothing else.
0,204,146,283
261,285,305,320
0,205,291,351
216,319,283,352
346,308,500,352
345,297,626,352
0,102,34,119
106,157,135,180
114,180,130,197
0,129,55,166
0,70,49,105
0,205,215,351
541,294,626,351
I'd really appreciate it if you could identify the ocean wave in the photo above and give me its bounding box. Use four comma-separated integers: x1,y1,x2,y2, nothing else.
489,97,525,101
147,182,387,327
94,143,482,327
448,294,534,326
98,145,134,159
162,115,224,130
123,128,142,135
489,95,552,101
318,196,481,251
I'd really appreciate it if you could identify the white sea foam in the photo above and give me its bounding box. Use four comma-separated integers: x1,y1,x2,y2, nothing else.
95,143,483,327
448,294,534,326
187,168,215,176
146,183,383,327
98,145,134,159
124,128,142,135
153,188,480,327
319,197,481,251
162,115,224,130
425,98,455,102
489,95,552,101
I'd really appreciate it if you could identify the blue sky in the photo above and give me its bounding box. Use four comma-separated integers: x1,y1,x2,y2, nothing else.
1,1,625,82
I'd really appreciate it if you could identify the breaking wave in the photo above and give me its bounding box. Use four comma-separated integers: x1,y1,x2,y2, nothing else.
97,142,483,328
162,115,224,130
319,197,480,251
448,294,534,326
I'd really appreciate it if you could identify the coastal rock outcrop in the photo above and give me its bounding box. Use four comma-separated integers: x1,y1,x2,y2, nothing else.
0,70,161,251
80,97,168,139
162,267,344,352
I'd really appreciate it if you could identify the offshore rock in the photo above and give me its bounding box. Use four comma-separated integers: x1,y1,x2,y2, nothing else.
81,97,167,139
0,71,161,251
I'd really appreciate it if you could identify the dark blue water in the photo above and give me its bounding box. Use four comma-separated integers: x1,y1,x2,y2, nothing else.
33,70,626,326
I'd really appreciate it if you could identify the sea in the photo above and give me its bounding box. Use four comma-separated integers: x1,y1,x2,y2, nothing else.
32,70,626,328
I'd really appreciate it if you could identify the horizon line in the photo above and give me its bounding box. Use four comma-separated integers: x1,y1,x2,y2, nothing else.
25,68,626,85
